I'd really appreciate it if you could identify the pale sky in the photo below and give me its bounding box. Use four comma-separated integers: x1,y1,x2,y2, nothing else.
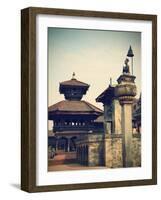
48,28,141,110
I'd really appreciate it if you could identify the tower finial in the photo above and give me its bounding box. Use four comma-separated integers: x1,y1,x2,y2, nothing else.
127,45,134,57
72,72,76,79
110,77,112,86
127,45,134,75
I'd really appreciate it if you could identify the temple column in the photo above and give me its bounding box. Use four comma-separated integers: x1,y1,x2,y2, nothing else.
77,147,79,162
67,138,70,152
55,139,58,151
77,147,80,162
115,73,137,167
82,147,84,164
85,146,88,165
112,99,121,134
83,146,85,165
82,146,84,164
80,147,82,164
81,146,84,164
121,102,133,167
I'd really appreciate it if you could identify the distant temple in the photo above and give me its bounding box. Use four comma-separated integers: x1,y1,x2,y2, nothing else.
48,46,141,168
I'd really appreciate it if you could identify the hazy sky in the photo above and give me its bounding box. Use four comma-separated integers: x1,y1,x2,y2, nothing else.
48,27,141,110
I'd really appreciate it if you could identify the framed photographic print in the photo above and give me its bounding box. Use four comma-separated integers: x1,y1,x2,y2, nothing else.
21,7,157,192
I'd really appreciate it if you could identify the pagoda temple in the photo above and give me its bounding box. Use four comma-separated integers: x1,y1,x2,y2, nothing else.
48,73,103,164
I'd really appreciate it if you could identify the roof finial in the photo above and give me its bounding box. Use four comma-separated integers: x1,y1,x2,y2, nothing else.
127,45,134,57
72,72,76,79
127,45,134,75
110,77,112,86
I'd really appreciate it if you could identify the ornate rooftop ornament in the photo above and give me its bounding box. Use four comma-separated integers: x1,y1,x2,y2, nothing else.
127,45,134,57
110,77,112,86
72,72,76,79
127,46,134,75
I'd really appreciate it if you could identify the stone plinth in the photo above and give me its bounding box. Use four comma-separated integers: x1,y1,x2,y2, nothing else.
104,133,141,168
88,143,100,166
104,134,123,168
76,134,104,167
132,134,141,166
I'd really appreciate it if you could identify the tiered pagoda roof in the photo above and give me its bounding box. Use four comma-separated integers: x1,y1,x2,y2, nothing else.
59,73,90,101
60,79,89,87
96,85,115,104
48,100,102,119
48,73,103,120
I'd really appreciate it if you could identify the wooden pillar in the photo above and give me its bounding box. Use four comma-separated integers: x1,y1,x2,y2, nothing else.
80,146,82,164
67,138,70,152
55,139,58,151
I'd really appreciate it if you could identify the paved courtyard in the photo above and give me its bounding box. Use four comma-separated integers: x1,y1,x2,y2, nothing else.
48,151,105,171
48,163,106,171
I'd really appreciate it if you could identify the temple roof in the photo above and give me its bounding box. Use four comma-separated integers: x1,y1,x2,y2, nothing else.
49,100,102,113
59,76,90,100
48,100,103,120
60,78,89,87
96,85,115,103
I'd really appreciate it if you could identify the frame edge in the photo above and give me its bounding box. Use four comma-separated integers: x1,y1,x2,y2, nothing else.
21,7,37,192
21,8,30,192
21,7,157,193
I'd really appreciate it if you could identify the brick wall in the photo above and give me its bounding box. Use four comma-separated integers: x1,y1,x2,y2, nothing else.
77,133,141,168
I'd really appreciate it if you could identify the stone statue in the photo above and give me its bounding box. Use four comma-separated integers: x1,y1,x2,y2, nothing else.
123,58,130,74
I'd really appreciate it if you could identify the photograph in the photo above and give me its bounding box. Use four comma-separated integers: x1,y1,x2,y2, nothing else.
21,7,157,192
47,28,141,171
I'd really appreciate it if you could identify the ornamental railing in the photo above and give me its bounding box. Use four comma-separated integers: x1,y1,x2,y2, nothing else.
53,124,94,132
